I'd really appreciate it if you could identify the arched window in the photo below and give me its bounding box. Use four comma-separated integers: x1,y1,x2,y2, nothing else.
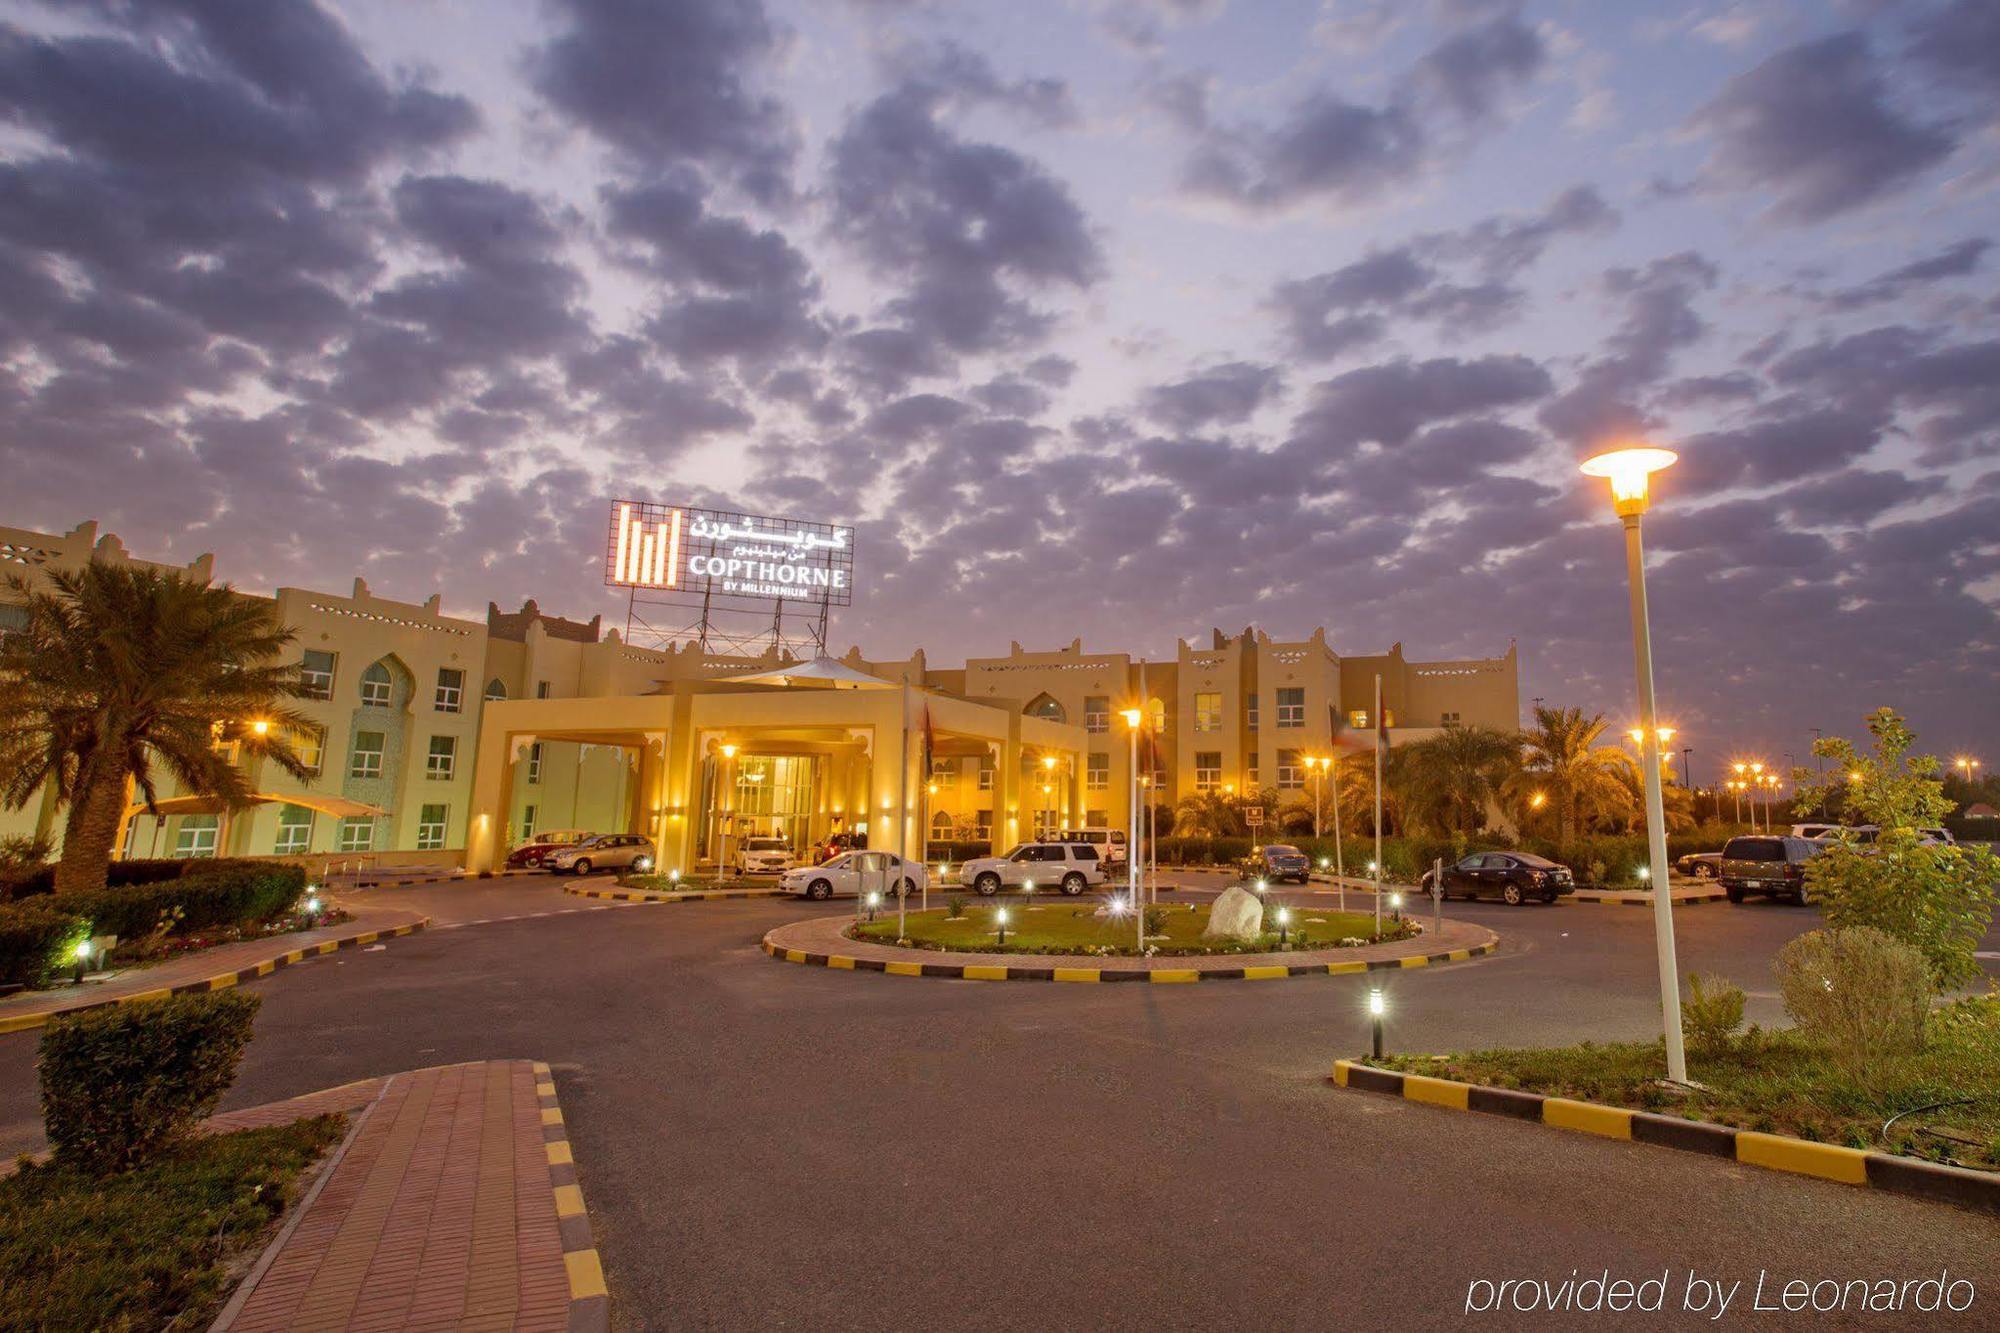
1024,693,1066,724
930,810,956,836
1147,698,1167,734
484,678,508,702
359,662,392,708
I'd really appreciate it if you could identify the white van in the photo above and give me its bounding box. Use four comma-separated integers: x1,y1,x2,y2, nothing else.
1058,827,1127,869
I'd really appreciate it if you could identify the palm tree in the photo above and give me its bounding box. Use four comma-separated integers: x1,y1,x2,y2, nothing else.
0,565,316,894
1504,705,1638,842
1173,789,1247,837
1391,725,1521,835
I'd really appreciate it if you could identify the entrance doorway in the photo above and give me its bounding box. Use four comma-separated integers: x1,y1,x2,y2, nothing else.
699,752,822,861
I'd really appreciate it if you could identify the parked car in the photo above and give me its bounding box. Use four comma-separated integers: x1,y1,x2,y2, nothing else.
1717,835,1822,903
1790,822,1954,846
957,842,1108,896
735,836,795,876
1675,851,1722,880
1057,826,1128,870
782,850,929,901
1241,843,1311,884
1420,851,1575,905
505,829,594,869
545,833,655,876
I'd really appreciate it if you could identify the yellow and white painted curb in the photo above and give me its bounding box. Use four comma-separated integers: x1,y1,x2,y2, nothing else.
537,1060,609,1330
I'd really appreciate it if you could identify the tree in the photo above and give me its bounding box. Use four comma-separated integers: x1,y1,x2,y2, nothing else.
1390,724,1520,835
1503,705,1638,842
1173,789,1245,838
1795,708,1999,990
0,566,316,895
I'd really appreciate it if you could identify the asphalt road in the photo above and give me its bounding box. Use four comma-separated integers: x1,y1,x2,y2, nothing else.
3,876,1995,1329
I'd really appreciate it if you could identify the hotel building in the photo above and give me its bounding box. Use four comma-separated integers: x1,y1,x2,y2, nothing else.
1,519,1518,872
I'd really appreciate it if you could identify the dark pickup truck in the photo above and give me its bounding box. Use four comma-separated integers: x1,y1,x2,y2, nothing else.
1717,835,1822,904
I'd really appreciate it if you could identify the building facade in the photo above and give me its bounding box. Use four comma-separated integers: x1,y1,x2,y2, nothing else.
1,519,1518,869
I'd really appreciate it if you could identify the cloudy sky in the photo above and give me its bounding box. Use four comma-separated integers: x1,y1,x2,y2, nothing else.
1,0,1997,774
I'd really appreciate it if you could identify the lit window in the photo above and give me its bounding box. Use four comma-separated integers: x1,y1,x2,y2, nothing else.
527,742,543,784
1087,753,1109,791
975,809,993,840
300,650,336,701
1348,709,1369,729
290,724,324,775
521,804,538,840
175,814,219,859
1027,695,1066,724
417,803,448,850
274,807,314,855
1247,697,1259,731
1276,688,1305,728
336,816,374,853
1277,749,1303,789
1195,752,1221,791
1441,711,1460,726
360,662,392,708
349,730,385,779
1384,710,1397,728
1194,692,1221,733
977,760,993,792
1084,696,1108,733
1147,699,1166,734
435,668,464,713
1086,809,1107,827
1247,758,1260,787
427,735,457,781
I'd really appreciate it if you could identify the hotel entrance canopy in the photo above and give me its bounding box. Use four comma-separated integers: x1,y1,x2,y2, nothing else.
727,655,896,689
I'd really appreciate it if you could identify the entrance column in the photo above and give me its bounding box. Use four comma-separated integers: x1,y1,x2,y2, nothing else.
992,714,1023,855
465,730,522,874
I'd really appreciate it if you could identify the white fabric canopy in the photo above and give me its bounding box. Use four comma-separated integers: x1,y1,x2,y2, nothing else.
125,792,389,819
727,654,897,689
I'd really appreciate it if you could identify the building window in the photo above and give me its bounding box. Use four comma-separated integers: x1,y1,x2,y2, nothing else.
1193,692,1221,732
527,742,543,784
426,735,457,781
336,816,374,853
300,649,336,700
1441,711,1461,726
175,814,219,859
290,724,324,775
1086,753,1109,791
1147,699,1166,734
1026,694,1066,724
1277,749,1304,789
435,668,464,713
521,805,538,840
417,803,448,850
1195,751,1221,791
1086,809,1107,827
1084,696,1108,733
975,809,993,840
1247,757,1260,787
1384,709,1397,728
1348,709,1369,729
1276,688,1305,728
349,730,385,779
536,680,551,699
977,759,993,791
485,678,508,702
1247,696,1259,731
360,662,392,708
274,807,314,855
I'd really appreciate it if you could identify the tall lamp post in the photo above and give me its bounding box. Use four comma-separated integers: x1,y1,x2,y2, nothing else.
1580,444,1688,1085
1121,708,1144,952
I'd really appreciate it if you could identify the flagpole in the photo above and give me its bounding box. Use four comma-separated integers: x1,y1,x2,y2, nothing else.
1138,659,1149,906
1373,673,1383,935
897,679,909,940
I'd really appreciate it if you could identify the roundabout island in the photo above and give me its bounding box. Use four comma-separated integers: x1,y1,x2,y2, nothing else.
761,900,1500,984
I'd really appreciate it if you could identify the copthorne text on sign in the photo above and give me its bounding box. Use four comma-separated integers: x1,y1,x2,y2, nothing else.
604,501,855,605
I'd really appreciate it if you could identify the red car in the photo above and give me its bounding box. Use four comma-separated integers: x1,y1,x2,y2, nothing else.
505,829,594,869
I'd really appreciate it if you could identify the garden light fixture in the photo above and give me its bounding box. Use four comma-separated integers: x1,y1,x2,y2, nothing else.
995,906,1009,945
1369,988,1386,1058
1277,906,1291,946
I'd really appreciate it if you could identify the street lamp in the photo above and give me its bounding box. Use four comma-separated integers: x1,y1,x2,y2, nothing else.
1122,707,1145,955
1580,443,1688,1085
1956,756,1982,782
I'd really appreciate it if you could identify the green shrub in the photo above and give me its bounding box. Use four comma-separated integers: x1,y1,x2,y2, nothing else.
4,856,275,901
38,990,262,1174
1804,834,2000,991
0,901,88,989
1682,973,1746,1055
67,863,306,940
944,894,967,920
1142,905,1169,935
1773,927,1929,1072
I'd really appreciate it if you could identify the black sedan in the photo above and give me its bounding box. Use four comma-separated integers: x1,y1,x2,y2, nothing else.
1242,843,1312,884
1421,851,1575,905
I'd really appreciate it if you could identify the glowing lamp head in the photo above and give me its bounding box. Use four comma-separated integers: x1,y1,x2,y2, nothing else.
1529,792,1547,810
1848,771,1863,783
1319,857,1330,869
75,939,93,960
304,894,320,914
1277,907,1291,925
1120,707,1144,728
866,891,880,908
1636,866,1651,881
250,719,270,736
996,907,1009,925
1390,892,1403,910
720,743,738,760
1254,878,1267,894
1580,445,1678,516
1368,989,1385,1017
1023,879,1035,893
1042,755,1056,771
669,868,681,881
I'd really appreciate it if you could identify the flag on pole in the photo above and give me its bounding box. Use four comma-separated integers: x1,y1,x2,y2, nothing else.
920,701,934,779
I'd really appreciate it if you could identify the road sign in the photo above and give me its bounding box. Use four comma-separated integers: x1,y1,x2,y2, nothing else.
1244,806,1264,827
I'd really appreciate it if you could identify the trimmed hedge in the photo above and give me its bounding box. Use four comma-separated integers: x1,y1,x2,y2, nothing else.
1,856,273,902
0,901,87,989
38,991,262,1174
1152,831,1744,885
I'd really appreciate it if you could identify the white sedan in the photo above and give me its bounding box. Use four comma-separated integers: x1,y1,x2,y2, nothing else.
782,851,929,901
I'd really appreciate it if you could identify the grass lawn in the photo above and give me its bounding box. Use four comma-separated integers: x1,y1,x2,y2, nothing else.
0,1114,347,1330
1372,995,2000,1171
850,902,1411,956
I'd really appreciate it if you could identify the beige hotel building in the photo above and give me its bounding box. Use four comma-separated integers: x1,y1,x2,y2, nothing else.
1,518,1519,873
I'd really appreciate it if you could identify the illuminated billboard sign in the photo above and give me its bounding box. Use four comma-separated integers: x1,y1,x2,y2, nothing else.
604,502,855,606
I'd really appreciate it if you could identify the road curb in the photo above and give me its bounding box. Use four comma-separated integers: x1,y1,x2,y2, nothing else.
1570,889,1730,906
536,1059,610,1332
566,885,790,904
1329,1060,1999,1216
0,918,430,1035
760,935,1496,983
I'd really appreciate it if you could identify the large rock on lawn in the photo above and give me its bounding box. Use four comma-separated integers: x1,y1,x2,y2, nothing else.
1204,885,1263,942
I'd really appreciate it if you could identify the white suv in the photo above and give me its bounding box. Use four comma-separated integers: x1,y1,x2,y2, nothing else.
1057,827,1127,870
958,842,1107,896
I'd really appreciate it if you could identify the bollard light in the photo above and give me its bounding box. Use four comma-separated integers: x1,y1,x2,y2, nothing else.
996,905,1009,945
1254,878,1267,895
304,893,321,917
1367,860,1379,874
1369,988,1386,1058
74,937,92,983
1277,906,1291,947
1319,857,1330,870
1389,891,1403,922
1636,865,1651,882
866,890,880,922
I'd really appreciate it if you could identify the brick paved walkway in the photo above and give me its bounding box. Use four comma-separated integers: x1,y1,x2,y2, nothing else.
217,1060,599,1332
